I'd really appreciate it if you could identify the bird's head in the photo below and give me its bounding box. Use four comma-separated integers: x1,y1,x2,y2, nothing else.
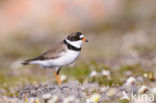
65,32,88,48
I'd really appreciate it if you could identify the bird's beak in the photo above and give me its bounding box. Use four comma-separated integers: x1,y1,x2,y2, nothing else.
82,38,88,42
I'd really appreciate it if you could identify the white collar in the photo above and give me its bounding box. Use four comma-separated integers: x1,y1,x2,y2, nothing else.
65,39,83,48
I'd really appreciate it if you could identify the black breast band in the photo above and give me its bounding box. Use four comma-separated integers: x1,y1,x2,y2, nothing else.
64,40,81,51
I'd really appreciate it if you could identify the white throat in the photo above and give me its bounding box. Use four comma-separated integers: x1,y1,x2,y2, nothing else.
65,39,83,48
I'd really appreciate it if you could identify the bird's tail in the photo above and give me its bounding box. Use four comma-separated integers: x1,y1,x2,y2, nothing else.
22,56,39,65
22,60,31,65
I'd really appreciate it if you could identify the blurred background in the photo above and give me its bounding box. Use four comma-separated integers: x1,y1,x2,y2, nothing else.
0,0,156,97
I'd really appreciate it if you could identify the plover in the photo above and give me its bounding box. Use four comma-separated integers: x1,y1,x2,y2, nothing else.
22,32,88,85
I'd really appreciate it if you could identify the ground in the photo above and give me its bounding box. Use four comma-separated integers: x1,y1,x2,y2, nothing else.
0,23,156,103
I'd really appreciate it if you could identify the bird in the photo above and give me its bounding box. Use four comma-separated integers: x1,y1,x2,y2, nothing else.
22,32,88,86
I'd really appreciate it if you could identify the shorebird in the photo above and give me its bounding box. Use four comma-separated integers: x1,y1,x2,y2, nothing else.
22,32,88,85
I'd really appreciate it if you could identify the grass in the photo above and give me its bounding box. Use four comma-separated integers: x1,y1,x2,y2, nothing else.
62,63,91,83
0,69,47,97
0,33,156,99
0,60,154,97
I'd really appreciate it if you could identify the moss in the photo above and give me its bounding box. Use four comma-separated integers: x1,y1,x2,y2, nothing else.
62,63,90,81
118,64,145,77
0,70,47,97
119,99,130,103
0,60,153,97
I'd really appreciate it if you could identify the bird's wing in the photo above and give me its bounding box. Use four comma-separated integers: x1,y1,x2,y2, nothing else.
23,41,67,65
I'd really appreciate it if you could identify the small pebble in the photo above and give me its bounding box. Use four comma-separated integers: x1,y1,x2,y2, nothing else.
101,70,110,76
138,85,148,94
42,93,52,99
89,93,101,103
48,95,58,103
60,74,67,82
106,88,117,97
143,73,148,78
63,96,75,103
150,87,156,95
126,77,136,85
89,70,97,77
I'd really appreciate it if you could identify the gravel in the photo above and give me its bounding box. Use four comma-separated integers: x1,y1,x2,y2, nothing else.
0,80,154,103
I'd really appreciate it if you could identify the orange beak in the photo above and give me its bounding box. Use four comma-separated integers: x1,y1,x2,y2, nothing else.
82,38,88,42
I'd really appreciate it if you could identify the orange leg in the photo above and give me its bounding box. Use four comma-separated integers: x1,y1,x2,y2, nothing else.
54,72,61,86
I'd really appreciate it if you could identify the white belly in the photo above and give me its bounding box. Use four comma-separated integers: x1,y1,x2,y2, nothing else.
31,50,80,68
